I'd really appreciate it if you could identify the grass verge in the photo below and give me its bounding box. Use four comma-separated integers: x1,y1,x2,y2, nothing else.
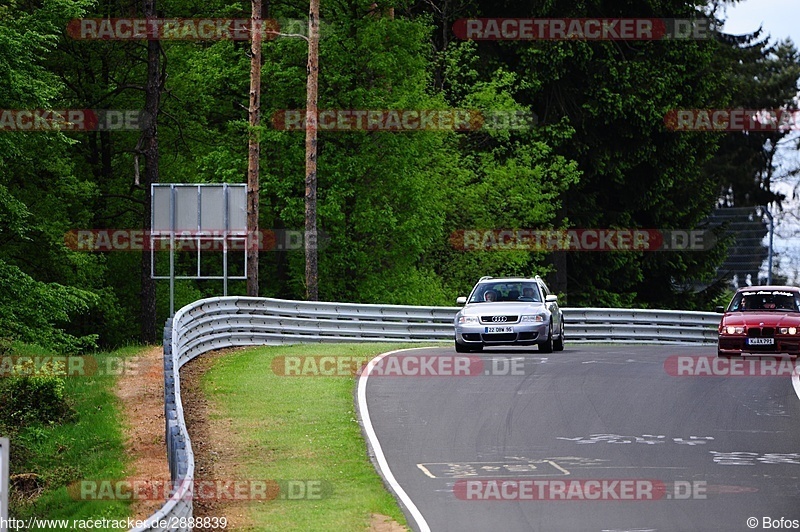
3,343,147,529
201,342,438,531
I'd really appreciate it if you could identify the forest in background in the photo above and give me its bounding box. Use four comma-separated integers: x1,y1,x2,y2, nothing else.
1,0,799,350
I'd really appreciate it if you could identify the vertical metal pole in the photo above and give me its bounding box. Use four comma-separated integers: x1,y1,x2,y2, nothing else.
150,185,155,280
223,184,229,296
0,438,8,532
196,185,202,278
170,185,175,316
766,206,774,285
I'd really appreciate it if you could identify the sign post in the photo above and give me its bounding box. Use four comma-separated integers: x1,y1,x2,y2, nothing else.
151,184,248,315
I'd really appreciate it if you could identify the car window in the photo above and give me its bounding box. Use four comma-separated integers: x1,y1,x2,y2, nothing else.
469,282,542,303
730,291,800,311
539,282,550,297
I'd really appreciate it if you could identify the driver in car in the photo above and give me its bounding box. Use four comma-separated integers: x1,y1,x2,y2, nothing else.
522,287,536,299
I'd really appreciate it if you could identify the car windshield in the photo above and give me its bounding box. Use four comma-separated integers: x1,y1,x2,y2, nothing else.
469,282,541,303
728,290,800,312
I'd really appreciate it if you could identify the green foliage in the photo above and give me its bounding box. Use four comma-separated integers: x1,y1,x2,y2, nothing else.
5,344,135,524
1,0,796,345
0,262,99,352
0,355,74,427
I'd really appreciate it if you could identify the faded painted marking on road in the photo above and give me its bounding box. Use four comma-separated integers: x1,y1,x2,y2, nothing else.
556,434,714,445
417,460,570,479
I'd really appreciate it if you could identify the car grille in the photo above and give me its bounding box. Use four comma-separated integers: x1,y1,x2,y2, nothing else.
480,315,519,324
748,327,775,338
482,333,517,342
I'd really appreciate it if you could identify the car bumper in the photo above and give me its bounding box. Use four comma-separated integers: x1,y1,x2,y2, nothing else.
456,322,548,346
718,335,800,356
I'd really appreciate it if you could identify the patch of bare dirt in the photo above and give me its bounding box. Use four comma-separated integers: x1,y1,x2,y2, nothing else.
180,349,253,531
370,513,408,531
115,345,170,521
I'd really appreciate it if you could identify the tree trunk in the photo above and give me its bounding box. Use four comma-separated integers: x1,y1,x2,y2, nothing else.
304,0,320,300
140,0,160,342
246,0,263,296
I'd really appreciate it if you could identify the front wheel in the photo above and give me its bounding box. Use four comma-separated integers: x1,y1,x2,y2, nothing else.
539,324,554,353
455,340,483,353
553,320,564,352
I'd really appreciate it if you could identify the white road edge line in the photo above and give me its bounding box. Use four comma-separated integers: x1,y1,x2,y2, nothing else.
792,358,800,402
357,346,437,532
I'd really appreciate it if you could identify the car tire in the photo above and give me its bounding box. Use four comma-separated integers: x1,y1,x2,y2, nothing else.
455,340,482,353
717,349,736,359
553,320,564,352
539,323,554,353
455,340,470,353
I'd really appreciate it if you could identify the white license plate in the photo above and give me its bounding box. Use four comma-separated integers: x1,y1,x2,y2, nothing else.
485,326,514,333
747,337,774,345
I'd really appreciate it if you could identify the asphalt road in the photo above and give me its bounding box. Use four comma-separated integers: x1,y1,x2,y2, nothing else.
358,345,800,532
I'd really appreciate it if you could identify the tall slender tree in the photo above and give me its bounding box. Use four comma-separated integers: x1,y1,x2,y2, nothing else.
305,0,320,300
247,0,263,296
141,0,161,340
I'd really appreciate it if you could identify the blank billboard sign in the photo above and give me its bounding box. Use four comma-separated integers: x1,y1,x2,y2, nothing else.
152,184,246,233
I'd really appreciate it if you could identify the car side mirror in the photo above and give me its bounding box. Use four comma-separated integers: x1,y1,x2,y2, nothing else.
545,295,558,303
456,296,467,305
715,305,725,313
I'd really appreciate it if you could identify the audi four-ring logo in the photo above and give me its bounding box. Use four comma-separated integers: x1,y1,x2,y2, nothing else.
491,316,508,322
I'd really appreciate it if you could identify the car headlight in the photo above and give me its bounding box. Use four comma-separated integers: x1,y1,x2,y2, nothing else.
521,314,546,323
725,326,745,334
779,327,798,335
458,315,478,325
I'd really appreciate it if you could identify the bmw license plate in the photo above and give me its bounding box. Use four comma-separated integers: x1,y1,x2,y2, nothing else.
747,338,774,345
485,326,513,333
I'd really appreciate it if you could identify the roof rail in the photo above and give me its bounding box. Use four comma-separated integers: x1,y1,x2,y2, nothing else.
479,275,493,281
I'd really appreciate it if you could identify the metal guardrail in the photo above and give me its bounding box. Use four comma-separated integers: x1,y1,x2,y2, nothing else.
133,297,721,530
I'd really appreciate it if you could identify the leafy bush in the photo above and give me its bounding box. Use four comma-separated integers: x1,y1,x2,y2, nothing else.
0,358,74,427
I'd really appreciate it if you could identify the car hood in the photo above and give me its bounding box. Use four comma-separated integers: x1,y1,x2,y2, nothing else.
458,302,548,317
722,311,800,327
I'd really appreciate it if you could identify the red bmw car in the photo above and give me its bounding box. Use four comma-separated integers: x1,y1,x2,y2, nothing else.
717,285,800,358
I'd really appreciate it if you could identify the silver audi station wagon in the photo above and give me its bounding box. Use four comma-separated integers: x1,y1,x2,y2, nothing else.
454,276,564,353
